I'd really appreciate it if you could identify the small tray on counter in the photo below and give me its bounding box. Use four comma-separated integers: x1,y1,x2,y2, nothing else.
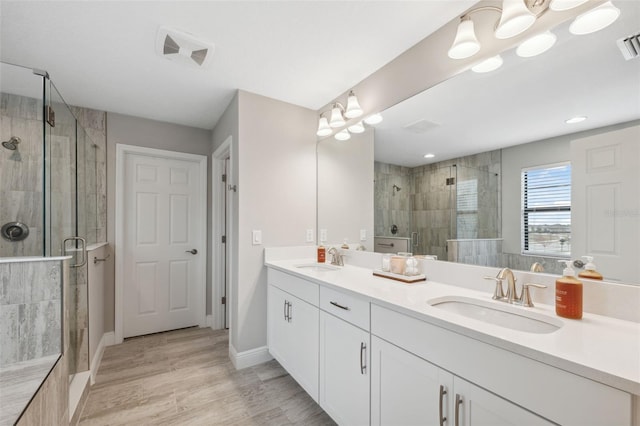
372,269,427,283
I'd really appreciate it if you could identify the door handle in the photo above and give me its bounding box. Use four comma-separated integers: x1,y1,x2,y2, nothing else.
186,249,198,255
439,385,447,426
455,394,463,426
62,237,86,268
360,342,367,374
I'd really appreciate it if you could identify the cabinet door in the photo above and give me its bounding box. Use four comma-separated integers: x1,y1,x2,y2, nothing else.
267,285,319,401
454,377,553,426
320,311,370,426
371,336,453,426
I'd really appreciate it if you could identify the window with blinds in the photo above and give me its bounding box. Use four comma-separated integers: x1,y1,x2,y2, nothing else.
522,163,571,256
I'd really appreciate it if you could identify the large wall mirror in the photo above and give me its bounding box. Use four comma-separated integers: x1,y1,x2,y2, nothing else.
317,0,639,285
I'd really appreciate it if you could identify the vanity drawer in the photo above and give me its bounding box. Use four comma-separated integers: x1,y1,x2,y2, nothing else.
268,268,319,306
320,286,370,331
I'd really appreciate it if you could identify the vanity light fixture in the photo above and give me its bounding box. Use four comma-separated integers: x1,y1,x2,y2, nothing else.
316,115,332,137
495,0,537,39
569,1,620,35
472,55,504,73
449,1,621,63
329,103,346,128
516,31,557,57
565,115,587,124
364,113,383,125
348,121,365,134
334,129,351,141
344,91,363,119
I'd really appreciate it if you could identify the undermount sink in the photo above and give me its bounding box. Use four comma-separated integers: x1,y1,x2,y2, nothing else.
427,296,563,334
295,263,340,272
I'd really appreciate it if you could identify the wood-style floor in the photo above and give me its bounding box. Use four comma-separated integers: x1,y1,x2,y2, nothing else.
78,327,335,425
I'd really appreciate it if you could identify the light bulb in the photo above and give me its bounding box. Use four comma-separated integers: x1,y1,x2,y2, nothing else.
344,91,363,119
495,0,537,39
516,31,557,58
329,104,345,128
448,18,480,59
316,116,332,137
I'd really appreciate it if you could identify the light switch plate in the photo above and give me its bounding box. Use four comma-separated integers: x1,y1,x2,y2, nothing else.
252,230,262,245
320,229,327,242
306,229,314,243
360,229,367,241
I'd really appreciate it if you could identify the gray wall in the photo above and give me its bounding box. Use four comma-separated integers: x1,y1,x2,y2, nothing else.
105,112,212,331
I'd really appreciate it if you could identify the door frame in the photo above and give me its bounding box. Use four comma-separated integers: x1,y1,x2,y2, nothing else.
115,143,207,344
212,136,233,330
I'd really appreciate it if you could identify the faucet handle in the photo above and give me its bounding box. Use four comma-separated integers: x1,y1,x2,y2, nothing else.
519,283,547,307
484,276,505,300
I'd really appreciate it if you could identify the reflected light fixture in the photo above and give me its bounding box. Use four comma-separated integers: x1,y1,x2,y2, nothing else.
334,129,351,141
516,31,557,57
569,1,620,35
316,115,332,137
472,55,503,73
495,0,537,39
344,91,363,119
424,153,435,159
448,18,481,59
329,103,346,128
348,121,365,134
549,0,588,11
364,113,383,125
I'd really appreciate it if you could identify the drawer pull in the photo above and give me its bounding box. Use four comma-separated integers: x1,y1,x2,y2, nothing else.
287,301,292,322
360,342,367,374
455,394,462,426
283,300,288,321
330,301,351,311
439,385,447,426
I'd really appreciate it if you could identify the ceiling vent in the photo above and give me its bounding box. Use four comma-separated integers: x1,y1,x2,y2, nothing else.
403,119,439,134
156,27,215,68
617,32,640,60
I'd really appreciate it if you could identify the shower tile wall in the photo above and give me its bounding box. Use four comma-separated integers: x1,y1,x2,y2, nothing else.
0,94,44,257
374,150,501,261
0,260,61,366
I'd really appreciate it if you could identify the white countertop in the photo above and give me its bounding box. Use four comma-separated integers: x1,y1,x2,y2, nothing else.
266,258,640,396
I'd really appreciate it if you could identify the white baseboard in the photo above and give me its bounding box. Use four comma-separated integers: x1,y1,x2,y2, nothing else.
229,344,273,370
206,315,214,328
90,331,115,385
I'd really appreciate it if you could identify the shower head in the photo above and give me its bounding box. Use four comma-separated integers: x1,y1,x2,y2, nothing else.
393,184,402,192
2,136,21,150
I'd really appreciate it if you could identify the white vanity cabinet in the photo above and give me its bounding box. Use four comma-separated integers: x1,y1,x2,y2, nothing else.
319,286,371,426
371,304,633,426
267,269,319,401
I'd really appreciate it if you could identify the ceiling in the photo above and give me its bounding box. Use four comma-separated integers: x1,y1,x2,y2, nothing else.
374,0,640,167
0,0,476,130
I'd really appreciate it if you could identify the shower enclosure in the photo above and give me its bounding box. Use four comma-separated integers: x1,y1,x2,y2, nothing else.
1,61,100,385
374,152,501,264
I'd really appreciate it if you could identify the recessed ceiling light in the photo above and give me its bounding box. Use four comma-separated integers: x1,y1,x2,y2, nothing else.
565,116,587,124
424,153,435,159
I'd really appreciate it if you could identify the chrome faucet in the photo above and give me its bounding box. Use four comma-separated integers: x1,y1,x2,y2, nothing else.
327,247,344,266
484,267,546,307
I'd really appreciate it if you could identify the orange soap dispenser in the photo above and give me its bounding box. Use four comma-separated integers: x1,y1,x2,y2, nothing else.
556,260,583,320
578,256,603,280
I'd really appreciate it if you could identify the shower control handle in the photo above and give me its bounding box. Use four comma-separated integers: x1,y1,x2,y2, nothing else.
186,249,198,255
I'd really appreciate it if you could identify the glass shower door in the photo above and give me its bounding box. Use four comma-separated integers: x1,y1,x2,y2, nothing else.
45,81,88,381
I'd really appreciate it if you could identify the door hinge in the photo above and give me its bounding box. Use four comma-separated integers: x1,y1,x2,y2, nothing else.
222,174,227,183
46,105,56,127
221,235,226,244
221,296,226,305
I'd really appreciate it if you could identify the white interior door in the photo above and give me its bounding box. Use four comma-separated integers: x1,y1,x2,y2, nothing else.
571,125,640,283
122,149,205,338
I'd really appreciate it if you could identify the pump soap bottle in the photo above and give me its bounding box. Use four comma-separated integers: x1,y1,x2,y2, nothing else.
556,260,583,319
578,256,603,280
317,244,326,263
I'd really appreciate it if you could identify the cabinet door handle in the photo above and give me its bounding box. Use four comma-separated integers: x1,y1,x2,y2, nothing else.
283,300,288,321
439,385,447,426
330,301,350,311
287,301,292,322
360,342,367,374
454,394,462,426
